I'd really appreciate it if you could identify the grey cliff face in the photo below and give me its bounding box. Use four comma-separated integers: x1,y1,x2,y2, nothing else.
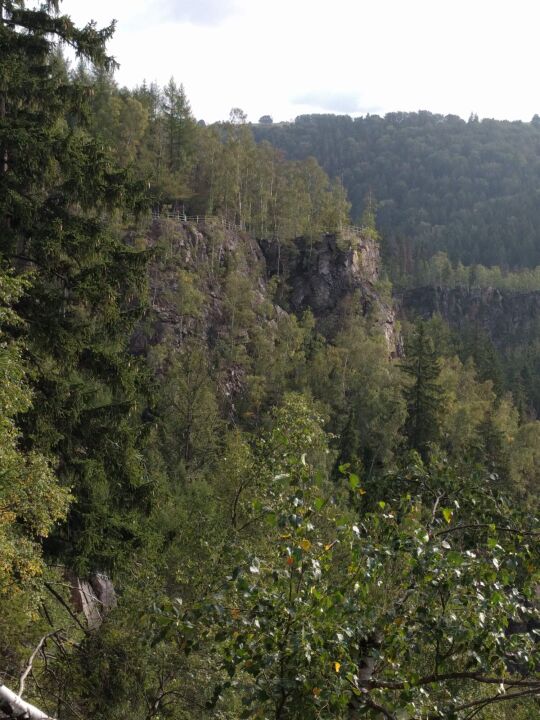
132,219,401,363
400,286,540,347
260,232,401,355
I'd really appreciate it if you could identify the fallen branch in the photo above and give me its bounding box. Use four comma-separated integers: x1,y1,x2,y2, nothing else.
0,683,55,719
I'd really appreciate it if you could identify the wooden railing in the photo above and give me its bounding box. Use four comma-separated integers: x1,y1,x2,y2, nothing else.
150,211,240,232
149,210,367,238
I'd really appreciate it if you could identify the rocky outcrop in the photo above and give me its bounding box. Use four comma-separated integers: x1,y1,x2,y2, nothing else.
133,219,402,366
260,233,379,313
68,572,117,631
130,217,267,354
399,286,540,347
260,231,401,355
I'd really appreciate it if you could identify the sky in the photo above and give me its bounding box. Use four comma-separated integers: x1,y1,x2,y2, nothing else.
64,0,540,124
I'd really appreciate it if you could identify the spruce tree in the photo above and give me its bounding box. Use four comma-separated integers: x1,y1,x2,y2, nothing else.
402,322,443,458
0,0,151,572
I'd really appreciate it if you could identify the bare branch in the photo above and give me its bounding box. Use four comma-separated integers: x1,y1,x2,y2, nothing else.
44,582,90,635
371,671,540,690
18,632,61,698
426,687,540,718
434,523,540,539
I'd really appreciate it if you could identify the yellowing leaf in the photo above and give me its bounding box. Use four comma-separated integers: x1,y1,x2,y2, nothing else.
348,473,360,490
312,687,321,697
442,508,453,524
299,539,311,551
333,661,341,673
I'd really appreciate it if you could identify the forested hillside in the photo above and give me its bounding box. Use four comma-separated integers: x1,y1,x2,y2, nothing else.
253,112,540,421
254,113,540,274
1,3,539,720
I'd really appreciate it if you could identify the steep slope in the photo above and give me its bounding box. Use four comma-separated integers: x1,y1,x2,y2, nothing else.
400,286,540,348
399,285,540,413
260,231,400,354
136,217,400,364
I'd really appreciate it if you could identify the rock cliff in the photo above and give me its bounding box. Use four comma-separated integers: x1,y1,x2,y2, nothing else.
136,218,400,357
399,285,540,347
260,231,401,354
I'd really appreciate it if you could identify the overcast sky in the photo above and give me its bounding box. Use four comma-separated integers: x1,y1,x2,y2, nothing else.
65,0,540,123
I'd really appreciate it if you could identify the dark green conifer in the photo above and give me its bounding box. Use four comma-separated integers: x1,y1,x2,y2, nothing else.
402,322,443,458
0,0,151,572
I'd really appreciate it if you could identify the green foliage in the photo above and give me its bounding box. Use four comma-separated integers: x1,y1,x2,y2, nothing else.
507,421,540,503
437,356,496,458
155,342,223,479
0,270,70,695
0,0,152,574
360,191,380,243
309,316,406,473
170,401,540,720
413,251,540,292
1,9,539,720
191,124,350,238
0,271,69,596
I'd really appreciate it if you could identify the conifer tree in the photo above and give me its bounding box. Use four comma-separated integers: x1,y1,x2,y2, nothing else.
360,190,380,241
163,78,195,177
0,0,151,572
402,322,443,458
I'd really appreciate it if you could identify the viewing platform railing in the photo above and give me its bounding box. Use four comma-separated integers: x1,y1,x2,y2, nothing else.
149,210,367,237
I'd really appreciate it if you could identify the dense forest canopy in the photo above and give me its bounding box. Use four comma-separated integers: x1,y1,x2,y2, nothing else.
0,3,539,720
254,112,540,274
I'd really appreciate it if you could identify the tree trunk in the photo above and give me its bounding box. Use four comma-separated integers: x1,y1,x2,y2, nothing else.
0,684,55,719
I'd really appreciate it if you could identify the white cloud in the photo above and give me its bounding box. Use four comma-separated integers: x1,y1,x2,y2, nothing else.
292,91,382,115
164,0,238,26
63,0,540,123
